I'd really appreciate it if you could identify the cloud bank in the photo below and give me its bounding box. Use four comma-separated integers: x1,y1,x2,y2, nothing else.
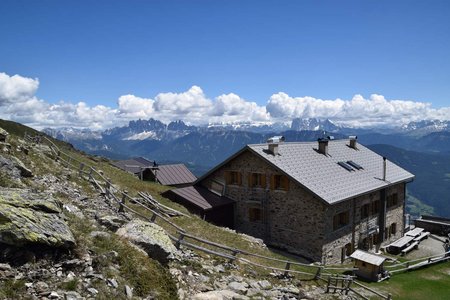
1,72,450,130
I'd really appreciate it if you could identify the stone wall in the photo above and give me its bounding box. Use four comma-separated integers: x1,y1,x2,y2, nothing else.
201,150,328,261
321,183,406,264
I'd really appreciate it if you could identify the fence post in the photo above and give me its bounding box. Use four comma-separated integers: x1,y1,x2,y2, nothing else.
314,266,322,280
387,293,392,300
119,190,128,213
345,276,352,295
284,262,291,277
105,180,111,198
66,157,71,168
56,150,61,161
79,163,85,178
175,232,185,249
88,167,94,180
229,249,239,263
150,212,157,222
326,276,331,293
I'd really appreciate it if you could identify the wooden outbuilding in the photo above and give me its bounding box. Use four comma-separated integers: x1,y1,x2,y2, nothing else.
350,249,389,282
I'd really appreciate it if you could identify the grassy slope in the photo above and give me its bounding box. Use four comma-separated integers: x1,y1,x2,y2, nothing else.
365,262,450,300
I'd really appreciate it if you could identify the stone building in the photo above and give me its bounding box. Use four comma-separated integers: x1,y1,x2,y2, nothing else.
169,137,414,264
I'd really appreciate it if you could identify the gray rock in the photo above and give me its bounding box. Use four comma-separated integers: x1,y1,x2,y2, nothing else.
98,215,127,231
64,291,83,300
228,281,248,293
49,291,60,299
258,280,272,290
87,287,98,296
0,127,9,142
0,263,12,271
192,289,240,300
0,189,75,248
107,278,119,289
34,281,49,293
116,219,177,264
125,285,133,299
10,156,33,177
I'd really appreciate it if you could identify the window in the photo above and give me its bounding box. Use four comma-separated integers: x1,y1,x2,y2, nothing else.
333,210,350,230
270,174,289,191
249,173,266,188
225,171,242,185
248,207,262,222
210,180,224,196
390,223,397,235
371,200,380,215
387,193,399,208
361,203,370,218
344,243,352,256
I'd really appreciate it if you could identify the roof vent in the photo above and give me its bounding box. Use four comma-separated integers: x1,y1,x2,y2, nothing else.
267,136,285,155
349,136,358,149
318,138,329,155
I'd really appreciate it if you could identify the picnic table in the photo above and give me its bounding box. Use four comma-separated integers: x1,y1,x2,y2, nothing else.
387,235,415,254
406,227,424,238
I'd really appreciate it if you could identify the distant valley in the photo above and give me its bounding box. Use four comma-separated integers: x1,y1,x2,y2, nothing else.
43,118,450,218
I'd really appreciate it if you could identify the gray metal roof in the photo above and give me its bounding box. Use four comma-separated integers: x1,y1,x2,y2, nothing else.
164,186,234,211
350,249,386,266
156,164,197,186
111,158,152,174
247,139,414,204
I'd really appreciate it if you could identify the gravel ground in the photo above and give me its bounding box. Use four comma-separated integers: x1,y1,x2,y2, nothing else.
404,233,448,259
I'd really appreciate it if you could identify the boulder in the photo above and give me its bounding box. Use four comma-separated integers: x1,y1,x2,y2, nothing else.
0,189,75,248
0,127,8,142
0,155,32,180
116,219,177,264
98,215,127,231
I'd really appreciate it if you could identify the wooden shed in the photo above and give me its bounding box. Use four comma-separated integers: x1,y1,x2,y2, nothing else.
350,249,389,282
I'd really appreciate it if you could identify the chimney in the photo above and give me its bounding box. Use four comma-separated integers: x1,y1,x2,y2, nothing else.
318,138,329,155
383,157,387,181
267,136,285,155
349,135,358,149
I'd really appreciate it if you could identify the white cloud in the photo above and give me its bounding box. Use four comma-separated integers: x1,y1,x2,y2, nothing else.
1,71,450,130
211,93,270,123
117,94,154,119
266,92,448,127
0,72,39,104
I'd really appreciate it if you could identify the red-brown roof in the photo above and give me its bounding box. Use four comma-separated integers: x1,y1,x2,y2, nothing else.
156,164,197,186
165,186,234,211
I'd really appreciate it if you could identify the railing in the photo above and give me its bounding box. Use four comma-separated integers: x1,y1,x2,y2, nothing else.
385,250,450,274
27,133,396,299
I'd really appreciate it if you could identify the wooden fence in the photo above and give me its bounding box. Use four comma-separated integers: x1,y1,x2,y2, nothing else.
385,250,450,274
27,133,395,299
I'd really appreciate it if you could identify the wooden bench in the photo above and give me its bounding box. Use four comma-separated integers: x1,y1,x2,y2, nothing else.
401,241,419,256
413,231,430,242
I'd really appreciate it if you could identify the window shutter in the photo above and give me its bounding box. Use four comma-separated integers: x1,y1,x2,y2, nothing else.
261,174,266,189
225,171,230,184
237,172,242,186
248,173,252,187
270,175,275,190
282,175,290,191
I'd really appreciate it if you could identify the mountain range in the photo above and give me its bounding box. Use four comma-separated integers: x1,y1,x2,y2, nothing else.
43,117,450,218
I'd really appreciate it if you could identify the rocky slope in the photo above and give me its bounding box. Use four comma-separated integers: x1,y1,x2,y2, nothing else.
0,122,351,300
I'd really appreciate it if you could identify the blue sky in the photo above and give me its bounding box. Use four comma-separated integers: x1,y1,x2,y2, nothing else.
1,0,450,129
